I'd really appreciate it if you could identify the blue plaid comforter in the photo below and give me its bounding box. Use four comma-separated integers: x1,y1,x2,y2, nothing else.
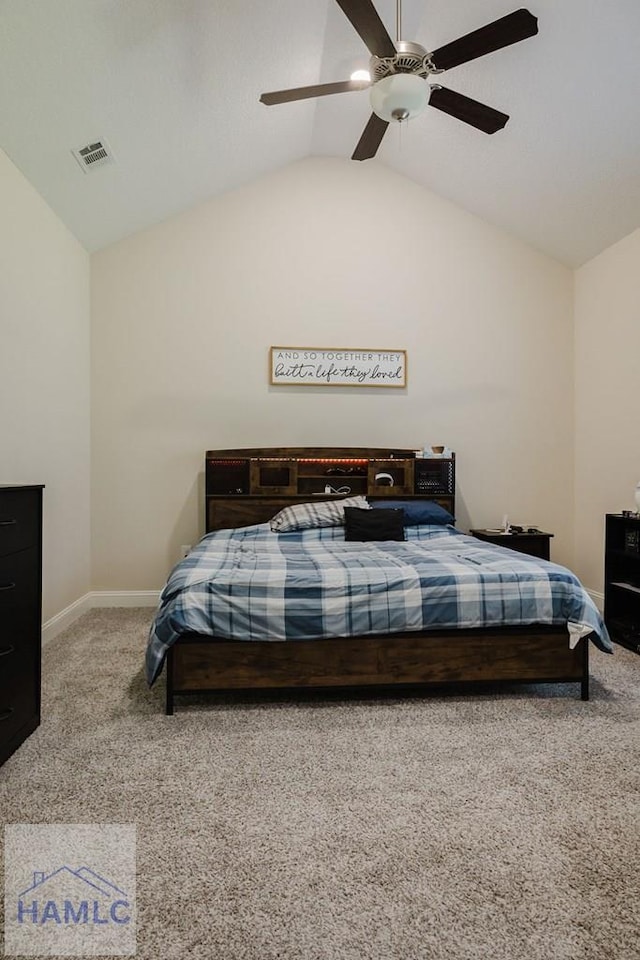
146,523,612,684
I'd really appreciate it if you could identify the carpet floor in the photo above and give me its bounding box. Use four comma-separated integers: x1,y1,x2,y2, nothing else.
1,608,639,959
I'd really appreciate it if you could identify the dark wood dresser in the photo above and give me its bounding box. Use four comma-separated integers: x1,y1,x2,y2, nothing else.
0,485,44,766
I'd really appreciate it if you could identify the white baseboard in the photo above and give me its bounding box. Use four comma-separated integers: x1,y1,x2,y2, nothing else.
588,589,604,612
42,590,160,645
42,593,93,645
89,590,160,608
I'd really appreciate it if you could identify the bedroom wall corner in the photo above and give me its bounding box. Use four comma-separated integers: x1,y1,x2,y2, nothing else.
574,226,640,594
0,146,91,624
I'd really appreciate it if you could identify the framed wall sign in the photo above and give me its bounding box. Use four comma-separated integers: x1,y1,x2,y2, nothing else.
270,346,407,388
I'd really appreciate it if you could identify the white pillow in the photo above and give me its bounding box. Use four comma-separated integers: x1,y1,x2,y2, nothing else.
270,496,370,533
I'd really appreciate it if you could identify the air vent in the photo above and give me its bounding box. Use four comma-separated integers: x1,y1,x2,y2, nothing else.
71,139,114,173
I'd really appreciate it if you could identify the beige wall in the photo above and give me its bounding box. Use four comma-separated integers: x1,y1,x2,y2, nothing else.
574,228,640,594
91,157,574,589
0,139,632,613
0,147,90,620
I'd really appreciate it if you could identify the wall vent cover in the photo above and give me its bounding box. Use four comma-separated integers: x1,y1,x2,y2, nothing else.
71,139,114,173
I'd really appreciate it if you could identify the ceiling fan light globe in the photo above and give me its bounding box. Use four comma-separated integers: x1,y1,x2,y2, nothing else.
369,74,430,123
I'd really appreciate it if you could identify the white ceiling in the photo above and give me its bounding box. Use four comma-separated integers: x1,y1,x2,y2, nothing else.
2,0,640,265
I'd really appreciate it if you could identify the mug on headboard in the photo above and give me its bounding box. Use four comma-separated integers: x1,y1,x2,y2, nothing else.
424,445,450,458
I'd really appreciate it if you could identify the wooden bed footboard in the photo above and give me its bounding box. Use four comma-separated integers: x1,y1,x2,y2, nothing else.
165,627,589,714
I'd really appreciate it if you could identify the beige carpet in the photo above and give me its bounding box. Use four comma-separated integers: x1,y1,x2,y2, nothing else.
2,608,639,959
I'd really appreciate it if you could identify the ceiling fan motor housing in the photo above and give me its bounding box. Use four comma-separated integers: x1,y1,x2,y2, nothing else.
369,41,437,123
369,41,439,81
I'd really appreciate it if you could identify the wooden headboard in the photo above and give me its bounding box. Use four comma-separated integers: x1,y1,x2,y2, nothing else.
205,447,455,532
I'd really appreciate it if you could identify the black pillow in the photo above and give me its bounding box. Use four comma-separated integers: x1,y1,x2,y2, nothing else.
344,507,405,542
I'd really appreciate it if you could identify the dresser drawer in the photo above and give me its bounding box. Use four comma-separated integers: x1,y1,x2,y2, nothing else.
0,547,40,638
0,643,38,746
0,489,40,558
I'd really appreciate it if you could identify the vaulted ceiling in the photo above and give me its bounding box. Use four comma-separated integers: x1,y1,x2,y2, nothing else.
2,0,639,265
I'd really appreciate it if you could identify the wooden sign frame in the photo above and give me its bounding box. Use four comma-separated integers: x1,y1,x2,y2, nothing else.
269,346,407,388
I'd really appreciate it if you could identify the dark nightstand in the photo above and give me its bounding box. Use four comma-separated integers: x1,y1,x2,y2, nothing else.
470,528,554,561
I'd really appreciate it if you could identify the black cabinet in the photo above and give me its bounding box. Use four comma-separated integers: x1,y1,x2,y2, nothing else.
0,485,44,765
604,513,640,654
470,529,553,560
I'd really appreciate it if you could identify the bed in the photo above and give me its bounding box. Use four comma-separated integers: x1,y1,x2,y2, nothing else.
146,447,612,713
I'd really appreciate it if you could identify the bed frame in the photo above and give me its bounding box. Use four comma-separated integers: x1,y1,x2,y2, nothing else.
164,447,589,713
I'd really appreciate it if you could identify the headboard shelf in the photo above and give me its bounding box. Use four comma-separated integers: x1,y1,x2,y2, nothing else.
205,447,455,532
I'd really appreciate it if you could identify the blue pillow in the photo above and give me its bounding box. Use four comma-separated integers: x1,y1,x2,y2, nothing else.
370,499,454,526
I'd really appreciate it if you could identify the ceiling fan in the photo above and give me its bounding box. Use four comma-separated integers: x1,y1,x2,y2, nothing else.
260,0,538,160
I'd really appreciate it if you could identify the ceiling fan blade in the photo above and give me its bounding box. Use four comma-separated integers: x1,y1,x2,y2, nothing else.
335,0,396,58
352,113,389,161
429,86,509,134
430,9,538,72
260,79,369,106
